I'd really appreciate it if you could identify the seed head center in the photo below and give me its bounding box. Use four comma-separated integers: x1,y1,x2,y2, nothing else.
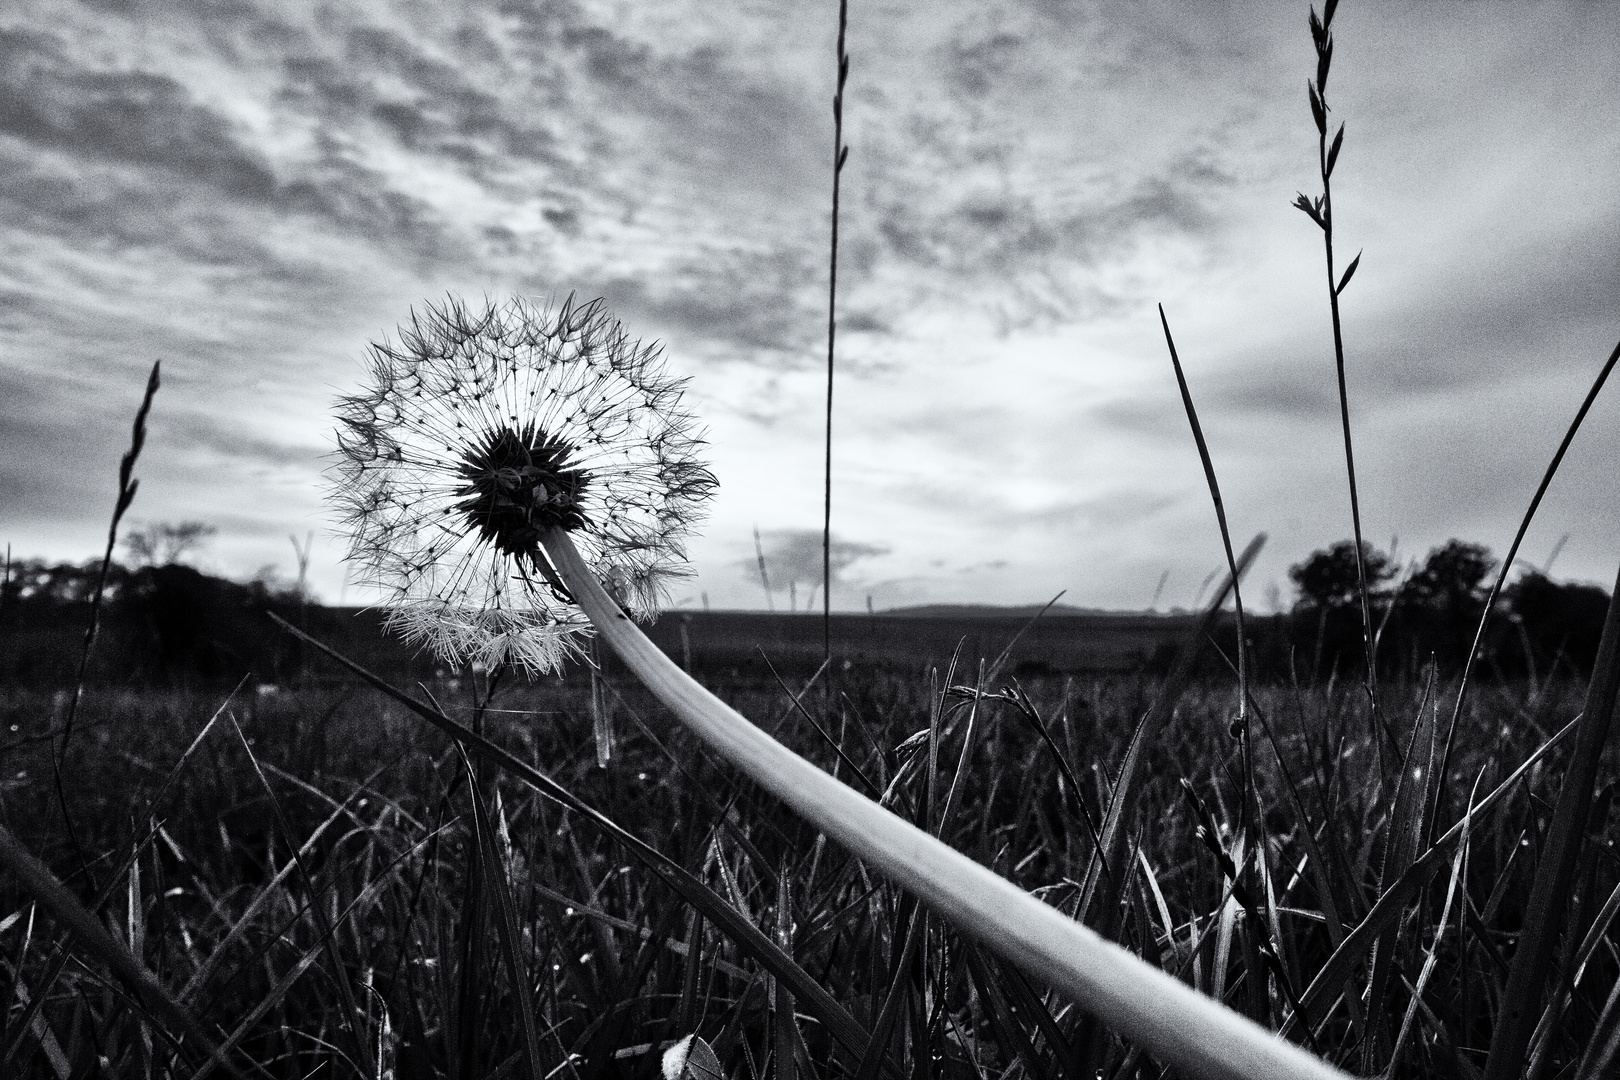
455,425,592,556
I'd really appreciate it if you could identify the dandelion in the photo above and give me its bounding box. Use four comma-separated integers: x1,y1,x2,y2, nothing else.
330,294,716,675
332,298,1342,1080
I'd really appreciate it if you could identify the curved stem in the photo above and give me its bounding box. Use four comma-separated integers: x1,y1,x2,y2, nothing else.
539,527,1348,1080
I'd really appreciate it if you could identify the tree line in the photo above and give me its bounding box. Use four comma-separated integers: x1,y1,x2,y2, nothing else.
1285,538,1611,681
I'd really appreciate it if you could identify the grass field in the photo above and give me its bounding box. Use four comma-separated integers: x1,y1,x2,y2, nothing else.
1,639,1614,1078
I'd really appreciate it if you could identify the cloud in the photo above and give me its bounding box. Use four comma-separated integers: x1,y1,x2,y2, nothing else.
1202,205,1620,426
743,529,890,589
0,29,276,199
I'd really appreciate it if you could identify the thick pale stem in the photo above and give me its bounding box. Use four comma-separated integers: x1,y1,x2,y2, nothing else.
540,528,1348,1080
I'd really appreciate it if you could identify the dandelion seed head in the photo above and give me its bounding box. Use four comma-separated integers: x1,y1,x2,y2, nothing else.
330,294,716,674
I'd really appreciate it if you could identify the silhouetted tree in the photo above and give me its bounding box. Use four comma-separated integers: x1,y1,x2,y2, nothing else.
122,520,216,569
1506,570,1613,678
1405,540,1495,613
1289,540,1395,610
1288,540,1395,678
1392,540,1497,671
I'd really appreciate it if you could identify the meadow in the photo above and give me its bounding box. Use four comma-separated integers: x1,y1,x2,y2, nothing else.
0,642,1609,1080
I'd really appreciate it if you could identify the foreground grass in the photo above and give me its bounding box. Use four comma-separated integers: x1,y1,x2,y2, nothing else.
1,655,1611,1079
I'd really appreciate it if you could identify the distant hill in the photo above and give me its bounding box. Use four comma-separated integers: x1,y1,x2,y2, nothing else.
638,608,1204,678
879,602,1171,619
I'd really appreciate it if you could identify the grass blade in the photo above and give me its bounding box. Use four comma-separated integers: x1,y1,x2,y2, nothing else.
995,951,1077,1078
762,650,879,797
1572,973,1620,1080
1362,667,1441,1068
985,591,1067,685
774,857,797,1080
996,683,1106,881
1160,305,1254,753
1386,774,1478,1074
677,909,707,1033
961,941,1046,1078
1435,338,1620,830
1484,560,1620,1080
460,746,547,1080
853,901,923,1080
1078,533,1265,929
1527,871,1620,1074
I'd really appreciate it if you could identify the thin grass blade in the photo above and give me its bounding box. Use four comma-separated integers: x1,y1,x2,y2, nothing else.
1387,775,1476,1074
1572,971,1620,1080
1484,561,1620,1080
774,857,796,1080
961,941,1047,1078
1079,533,1266,928
854,902,923,1080
1362,668,1441,1068
461,746,546,1080
1527,871,1620,1074
1436,339,1620,829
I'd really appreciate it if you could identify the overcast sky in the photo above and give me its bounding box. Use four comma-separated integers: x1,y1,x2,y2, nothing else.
2,0,1617,613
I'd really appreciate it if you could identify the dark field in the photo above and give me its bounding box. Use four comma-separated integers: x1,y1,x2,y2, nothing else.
2,617,1614,1078
0,571,1205,688
643,609,1200,677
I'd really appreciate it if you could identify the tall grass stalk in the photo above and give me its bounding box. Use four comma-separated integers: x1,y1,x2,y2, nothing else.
1293,2,1380,731
53,360,160,883
822,0,850,669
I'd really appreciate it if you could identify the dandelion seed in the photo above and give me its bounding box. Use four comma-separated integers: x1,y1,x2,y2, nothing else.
330,294,716,675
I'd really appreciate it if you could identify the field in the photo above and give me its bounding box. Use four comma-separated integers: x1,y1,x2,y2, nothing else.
2,612,1616,1078
0,602,1203,691
639,609,1202,677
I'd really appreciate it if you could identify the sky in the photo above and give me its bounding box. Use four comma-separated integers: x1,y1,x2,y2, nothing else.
2,0,1617,613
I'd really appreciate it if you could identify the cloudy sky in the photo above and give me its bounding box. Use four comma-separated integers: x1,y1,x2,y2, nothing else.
2,0,1617,612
